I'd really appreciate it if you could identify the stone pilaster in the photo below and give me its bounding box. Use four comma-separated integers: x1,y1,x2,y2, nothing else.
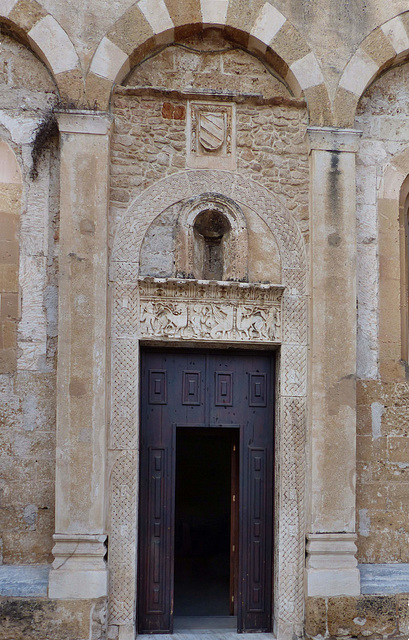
49,111,113,599
306,127,361,596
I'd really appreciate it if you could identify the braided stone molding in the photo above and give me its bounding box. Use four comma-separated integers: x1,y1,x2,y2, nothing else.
109,170,307,634
109,450,138,625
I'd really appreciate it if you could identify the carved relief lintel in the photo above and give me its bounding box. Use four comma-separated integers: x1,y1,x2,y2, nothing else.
136,277,283,343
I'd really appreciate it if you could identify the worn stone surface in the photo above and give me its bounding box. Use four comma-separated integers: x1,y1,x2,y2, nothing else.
328,595,397,636
127,29,292,99
0,34,58,564
352,60,409,566
305,597,326,636
306,595,409,639
110,31,309,251
0,597,107,640
357,380,409,563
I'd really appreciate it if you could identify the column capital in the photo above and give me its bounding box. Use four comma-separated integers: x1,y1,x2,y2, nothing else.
307,126,362,153
56,110,113,135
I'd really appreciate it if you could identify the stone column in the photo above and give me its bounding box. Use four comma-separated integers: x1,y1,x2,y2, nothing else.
48,111,112,599
305,127,361,596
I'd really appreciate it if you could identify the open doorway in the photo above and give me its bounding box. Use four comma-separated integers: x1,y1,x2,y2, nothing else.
138,349,273,634
174,427,239,618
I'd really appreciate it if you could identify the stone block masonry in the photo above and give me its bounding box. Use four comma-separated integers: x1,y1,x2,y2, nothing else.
0,32,59,567
0,597,107,640
306,595,409,639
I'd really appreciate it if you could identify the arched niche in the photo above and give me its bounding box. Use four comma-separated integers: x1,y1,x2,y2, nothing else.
357,59,409,380
139,193,282,284
175,193,248,281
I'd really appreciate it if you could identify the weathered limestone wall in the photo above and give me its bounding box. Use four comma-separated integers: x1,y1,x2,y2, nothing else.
0,597,107,640
110,31,309,254
0,142,21,375
0,34,58,565
306,595,409,639
355,62,409,563
3,1,409,637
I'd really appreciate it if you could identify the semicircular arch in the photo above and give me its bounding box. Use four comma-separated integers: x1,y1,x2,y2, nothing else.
87,0,330,124
111,169,307,289
0,0,81,99
335,11,409,127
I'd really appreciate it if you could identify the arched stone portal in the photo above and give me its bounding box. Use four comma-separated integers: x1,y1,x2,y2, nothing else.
109,169,307,638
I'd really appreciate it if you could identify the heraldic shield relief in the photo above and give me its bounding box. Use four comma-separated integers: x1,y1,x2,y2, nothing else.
187,101,236,169
199,112,225,151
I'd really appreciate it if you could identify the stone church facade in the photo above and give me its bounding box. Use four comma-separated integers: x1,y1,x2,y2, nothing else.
1,1,409,638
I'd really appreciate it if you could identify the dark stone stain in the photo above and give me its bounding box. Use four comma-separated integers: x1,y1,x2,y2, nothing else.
69,380,87,396
327,151,342,220
79,219,95,235
328,232,341,247
68,252,85,262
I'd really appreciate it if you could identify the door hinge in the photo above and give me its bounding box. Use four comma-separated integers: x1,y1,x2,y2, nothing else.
231,595,234,603
232,544,235,552
232,494,236,502
233,445,236,451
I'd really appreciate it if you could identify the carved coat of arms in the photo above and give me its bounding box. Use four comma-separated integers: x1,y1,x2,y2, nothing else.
199,112,225,151
187,101,236,169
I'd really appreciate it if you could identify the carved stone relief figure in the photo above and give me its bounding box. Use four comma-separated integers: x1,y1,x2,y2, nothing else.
137,278,283,343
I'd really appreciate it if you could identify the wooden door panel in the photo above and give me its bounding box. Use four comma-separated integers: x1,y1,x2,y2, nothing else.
230,437,239,616
239,446,272,631
146,448,169,614
139,350,274,634
139,443,175,632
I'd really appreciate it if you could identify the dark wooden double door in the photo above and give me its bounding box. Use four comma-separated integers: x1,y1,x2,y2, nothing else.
138,350,274,633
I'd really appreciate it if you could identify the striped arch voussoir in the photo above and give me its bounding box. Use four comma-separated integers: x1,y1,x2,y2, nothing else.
0,0,82,100
335,11,409,127
87,0,331,123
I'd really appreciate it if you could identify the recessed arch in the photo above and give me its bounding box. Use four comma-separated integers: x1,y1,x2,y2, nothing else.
0,0,81,100
175,192,249,281
86,0,331,123
378,148,409,378
335,11,409,127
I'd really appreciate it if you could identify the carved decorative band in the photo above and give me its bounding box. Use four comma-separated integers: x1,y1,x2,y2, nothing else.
136,277,284,343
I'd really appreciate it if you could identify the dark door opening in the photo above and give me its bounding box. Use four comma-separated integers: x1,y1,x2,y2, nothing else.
138,349,274,634
174,427,239,617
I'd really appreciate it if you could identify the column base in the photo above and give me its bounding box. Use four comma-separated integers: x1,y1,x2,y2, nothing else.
48,534,108,599
305,533,360,596
275,619,303,640
118,624,136,640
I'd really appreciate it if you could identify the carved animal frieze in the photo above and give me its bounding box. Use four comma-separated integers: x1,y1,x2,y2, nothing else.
136,277,284,343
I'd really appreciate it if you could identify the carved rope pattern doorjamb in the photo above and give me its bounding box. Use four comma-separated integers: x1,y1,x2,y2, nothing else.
109,170,308,633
